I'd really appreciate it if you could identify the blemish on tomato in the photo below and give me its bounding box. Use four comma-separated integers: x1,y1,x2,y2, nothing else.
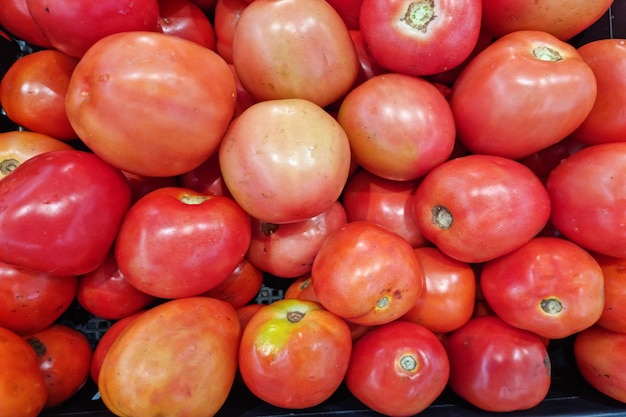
402,0,437,33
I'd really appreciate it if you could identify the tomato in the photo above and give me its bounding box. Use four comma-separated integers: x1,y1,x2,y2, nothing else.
337,73,455,181
0,326,47,417
231,0,359,107
235,303,264,331
325,0,363,30
158,0,216,50
179,151,231,197
284,274,319,302
443,315,551,412
412,154,551,263
115,187,251,299
246,200,348,278
359,0,482,76
238,299,352,409
546,142,626,259
0,49,78,139
569,39,626,145
25,0,160,58
517,135,588,181
0,150,131,276
481,0,613,41
345,320,449,416
348,29,387,88
0,0,53,48
99,297,241,417
213,0,247,63
402,246,476,334
219,98,351,224
311,221,424,326
0,261,76,336
480,236,604,339
0,131,74,179
450,30,597,159
592,253,626,334
25,324,92,408
201,258,264,308
65,31,237,177
575,325,626,403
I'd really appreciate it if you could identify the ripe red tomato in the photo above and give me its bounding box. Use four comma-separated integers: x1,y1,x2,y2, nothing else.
99,297,241,417
0,150,132,276
121,170,180,204
25,324,92,409
546,142,626,259
201,258,264,308
311,221,424,326
236,303,264,331
345,320,449,416
0,261,76,335
359,0,482,76
65,31,237,177
0,0,53,48
412,154,551,263
231,0,359,107
0,326,47,417
325,0,362,30
213,0,247,63
238,299,352,409
158,0,216,50
592,253,626,334
337,73,455,181
0,131,73,179
480,236,604,339
179,152,231,197
444,315,551,412
450,30,597,159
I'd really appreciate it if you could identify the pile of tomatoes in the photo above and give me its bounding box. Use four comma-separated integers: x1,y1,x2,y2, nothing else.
1,0,626,416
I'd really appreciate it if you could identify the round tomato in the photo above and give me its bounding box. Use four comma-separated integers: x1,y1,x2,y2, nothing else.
450,30,597,159
65,31,237,177
99,297,241,417
0,131,73,179
158,0,216,50
201,258,264,308
238,299,352,409
592,253,626,334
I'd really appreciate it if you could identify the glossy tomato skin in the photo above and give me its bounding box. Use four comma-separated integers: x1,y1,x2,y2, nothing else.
345,320,449,416
359,0,482,76
115,187,251,299
0,0,53,48
239,299,352,409
99,297,241,417
547,143,626,258
201,258,264,308
450,30,597,159
0,150,132,276
65,31,237,177
179,152,231,197
25,324,92,408
480,236,604,339
592,253,626,334
158,0,216,50
213,0,247,63
444,315,551,412
0,261,77,336
412,154,551,263
0,131,73,179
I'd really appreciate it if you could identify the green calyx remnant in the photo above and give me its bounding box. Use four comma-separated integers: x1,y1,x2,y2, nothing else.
376,296,390,309
541,297,563,314
402,0,437,33
399,355,418,372
180,195,209,205
533,46,563,62
431,205,453,230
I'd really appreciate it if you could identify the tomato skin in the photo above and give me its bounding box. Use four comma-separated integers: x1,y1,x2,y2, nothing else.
450,30,597,159
345,320,449,417
0,131,74,179
0,150,132,276
99,297,241,417
0,326,48,417
158,0,217,50
480,236,604,339
201,258,264,308
412,154,551,263
443,315,551,412
213,0,247,63
592,253,626,334
0,0,53,48
65,31,237,177
238,299,352,409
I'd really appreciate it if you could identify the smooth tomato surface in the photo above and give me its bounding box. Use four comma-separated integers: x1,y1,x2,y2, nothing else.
592,253,626,334
157,0,216,49
201,258,264,308
0,0,52,47
0,131,73,179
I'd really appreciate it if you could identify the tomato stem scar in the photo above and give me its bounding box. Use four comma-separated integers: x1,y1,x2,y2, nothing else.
287,311,305,323
532,46,563,62
376,296,390,309
540,297,563,314
0,158,19,175
179,195,208,205
402,0,437,33
431,205,453,229
399,354,417,372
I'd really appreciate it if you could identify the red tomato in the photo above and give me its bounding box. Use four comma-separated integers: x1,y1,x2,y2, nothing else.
311,221,424,326
219,98,351,224
480,236,604,339
592,253,626,334
115,187,252,299
0,326,47,417
236,303,264,330
238,299,352,409
65,31,237,177
450,30,597,159
25,0,160,58
0,150,132,276
99,297,241,417
231,0,359,107
158,0,216,50
345,320,449,416
546,142,626,258
402,246,476,334
412,154,551,263
0,49,78,139
443,315,551,412
76,250,157,320
284,274,319,302
337,73,455,181
0,0,53,48
325,0,363,30
213,0,247,63
359,0,482,76
25,324,92,408
481,0,613,41
569,39,626,145
121,171,180,204
575,325,626,403
0,261,76,335
201,258,264,308
348,30,387,88
179,151,231,197
517,135,588,181
0,131,74,179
